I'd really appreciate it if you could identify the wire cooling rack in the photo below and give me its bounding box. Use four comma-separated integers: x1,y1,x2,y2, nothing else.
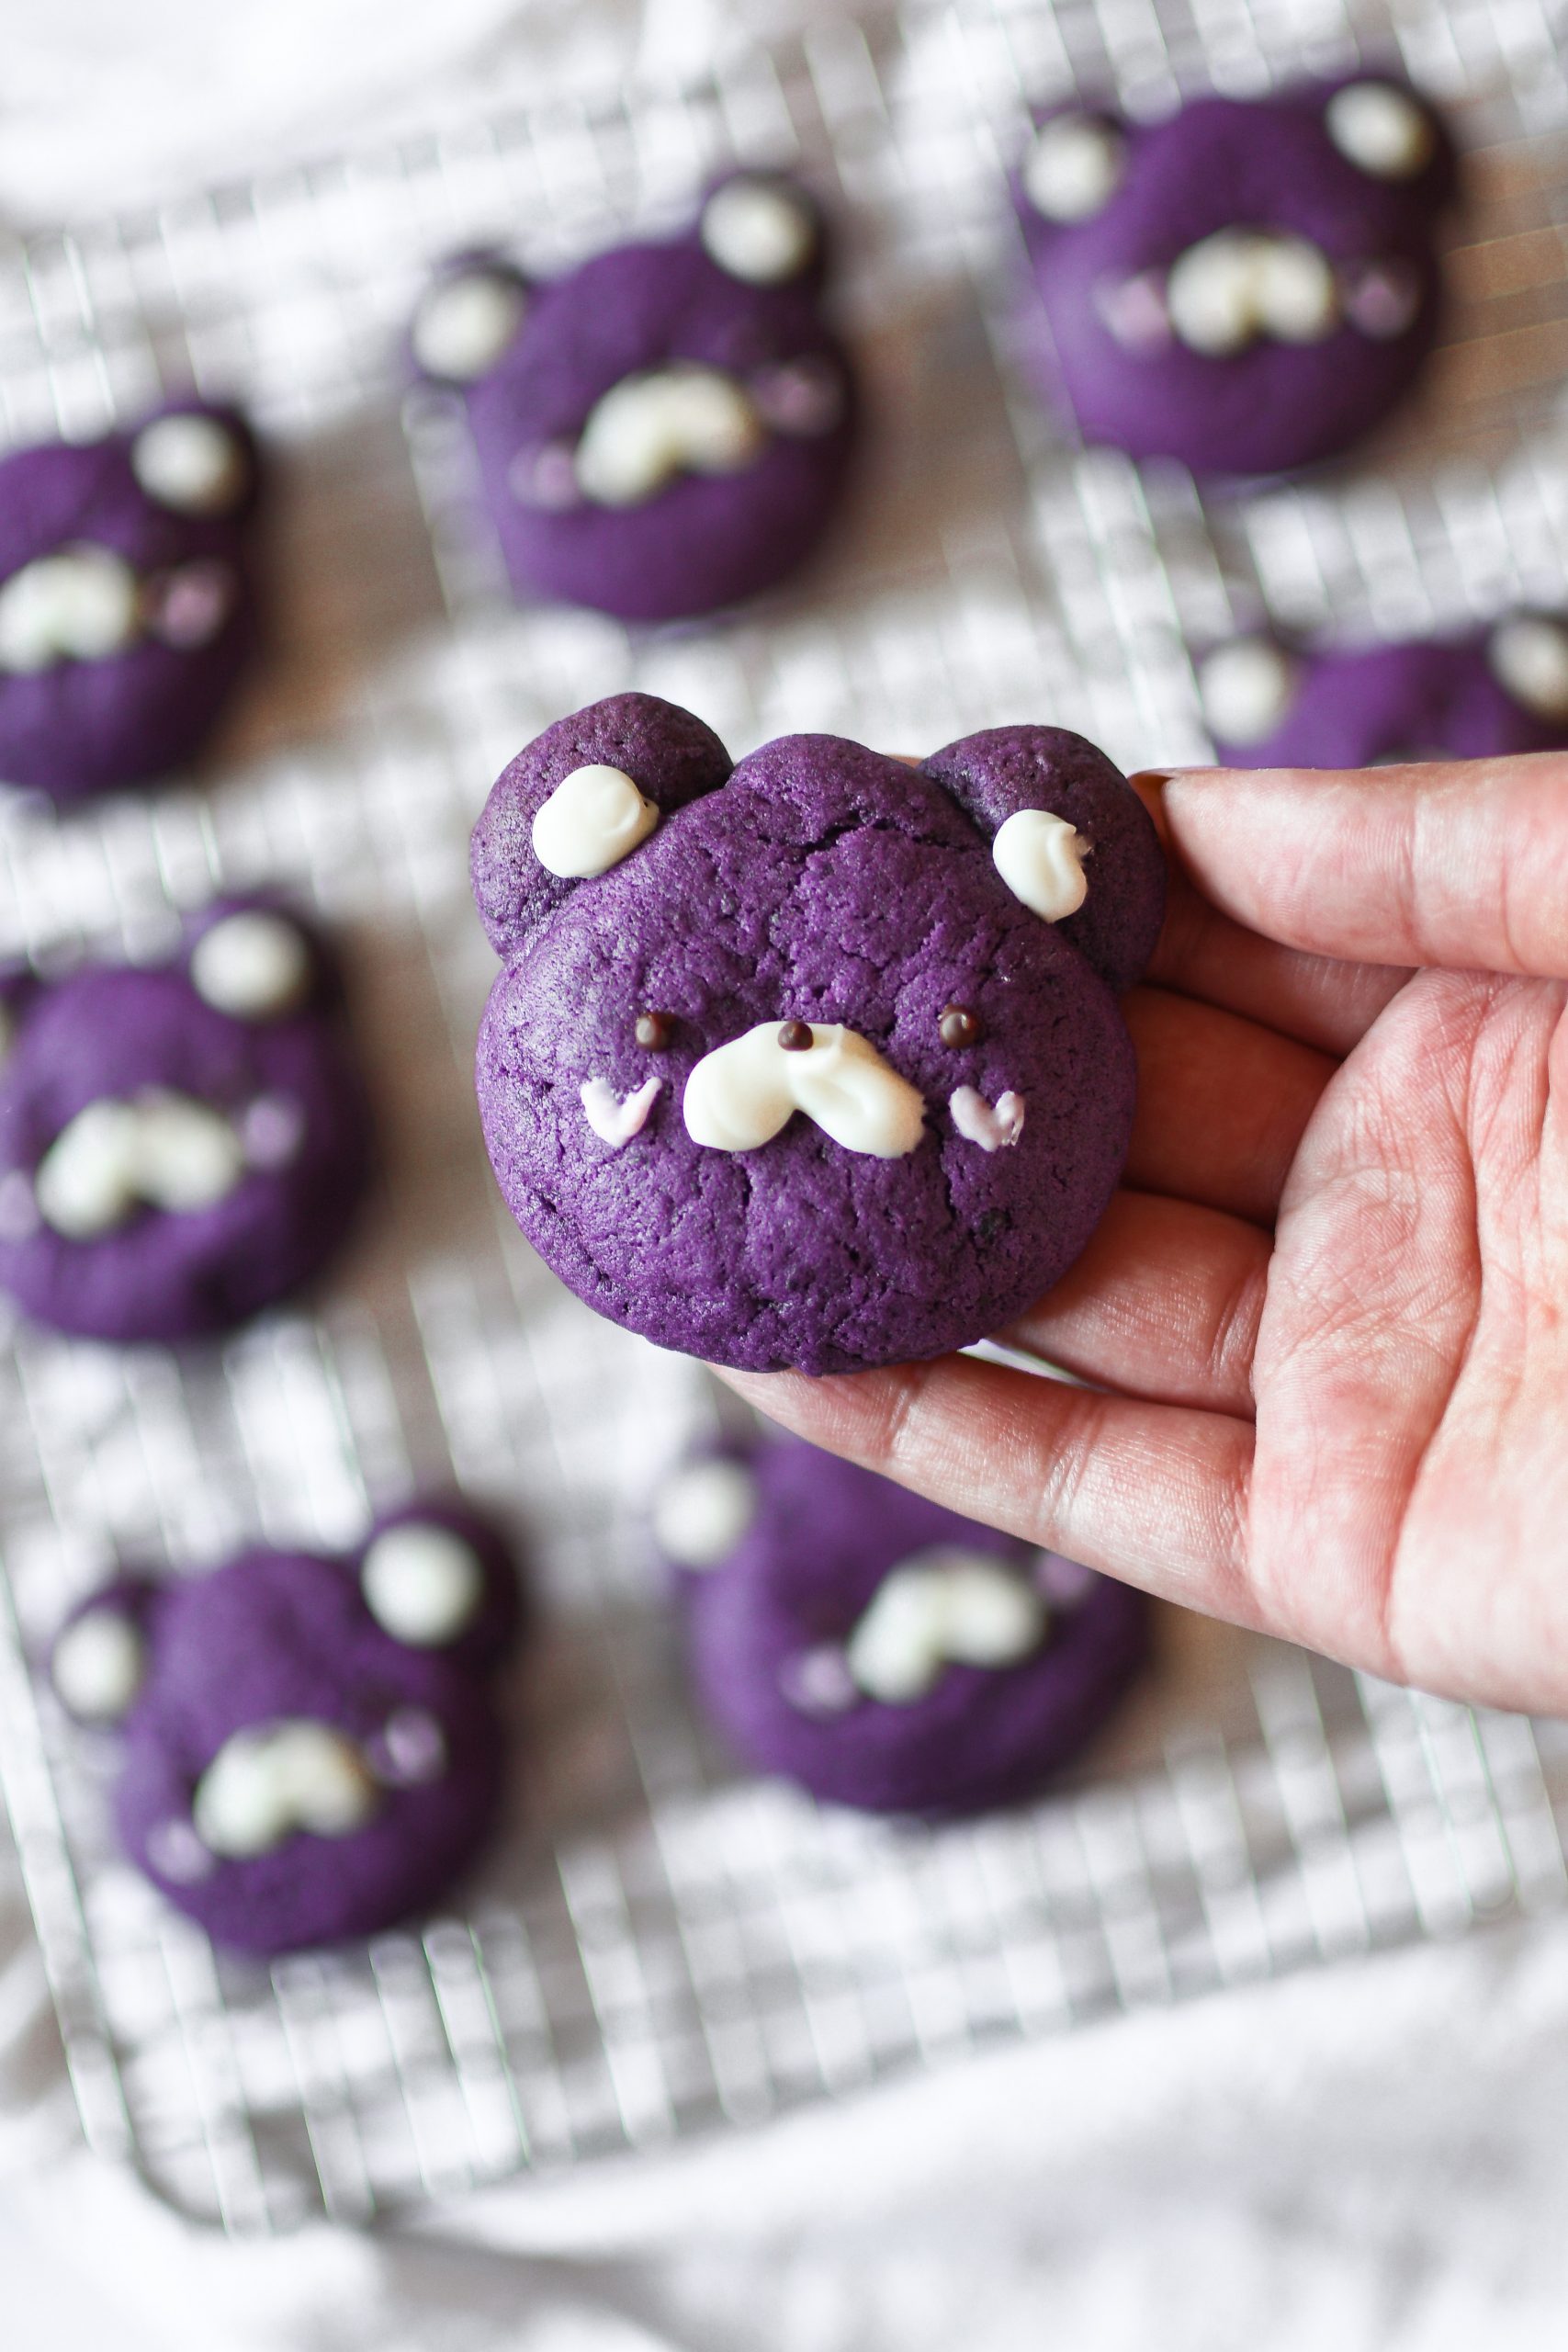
2,0,1568,2230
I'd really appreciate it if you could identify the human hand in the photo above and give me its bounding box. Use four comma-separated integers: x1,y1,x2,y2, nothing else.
714,753,1568,1713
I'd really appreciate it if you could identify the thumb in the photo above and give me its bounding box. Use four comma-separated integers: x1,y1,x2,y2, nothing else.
1154,754,1568,977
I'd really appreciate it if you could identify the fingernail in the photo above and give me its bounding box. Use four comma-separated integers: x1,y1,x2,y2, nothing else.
1127,764,1219,789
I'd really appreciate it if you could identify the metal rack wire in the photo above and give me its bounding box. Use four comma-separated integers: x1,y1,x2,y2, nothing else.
0,0,1566,2229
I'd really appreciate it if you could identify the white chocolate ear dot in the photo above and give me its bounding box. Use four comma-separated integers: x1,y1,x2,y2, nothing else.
189,910,313,1021
412,269,527,380
652,1457,760,1568
130,414,249,515
574,365,767,507
0,544,141,673
360,1521,487,1647
1488,615,1568,719
700,177,817,285
1199,637,1298,744
1021,114,1126,223
532,763,660,878
683,1022,926,1159
52,1609,145,1722
844,1548,1048,1705
192,1720,380,1859
991,808,1089,922
1325,82,1437,181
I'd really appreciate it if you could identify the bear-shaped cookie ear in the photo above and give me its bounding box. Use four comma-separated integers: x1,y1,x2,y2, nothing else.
184,899,324,1023
471,691,734,956
697,171,824,288
128,401,257,521
1196,634,1303,755
1318,76,1454,199
1015,105,1130,230
651,1442,761,1576
410,254,532,386
355,1500,523,1668
920,725,1166,994
1486,612,1568,724
50,1577,161,1725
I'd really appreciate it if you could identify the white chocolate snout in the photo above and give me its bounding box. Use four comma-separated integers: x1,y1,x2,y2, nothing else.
682,1022,926,1159
575,364,767,507
191,1719,381,1860
845,1547,1050,1705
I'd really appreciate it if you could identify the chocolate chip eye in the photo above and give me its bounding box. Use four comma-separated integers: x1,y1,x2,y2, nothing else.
636,1011,676,1052
777,1020,814,1052
939,1004,985,1048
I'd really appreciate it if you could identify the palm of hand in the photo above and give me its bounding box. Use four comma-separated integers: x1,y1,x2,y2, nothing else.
717,760,1568,1713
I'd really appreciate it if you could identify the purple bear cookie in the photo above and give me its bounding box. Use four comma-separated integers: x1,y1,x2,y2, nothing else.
0,899,372,1342
410,172,856,620
1197,612,1568,767
472,694,1165,1376
652,1435,1148,1815
50,1502,523,1955
0,401,262,802
1013,76,1455,476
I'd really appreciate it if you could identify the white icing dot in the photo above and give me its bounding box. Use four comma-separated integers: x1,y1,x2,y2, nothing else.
1341,259,1422,341
750,357,845,437
652,1457,759,1568
1325,82,1437,182
574,365,766,507
683,1022,927,1159
240,1092,306,1170
360,1521,486,1647
144,560,237,650
1199,637,1298,745
532,763,660,879
192,1719,379,1859
700,177,817,285
844,1547,1049,1706
1021,114,1126,223
144,1818,215,1883
777,1644,860,1717
1094,271,1171,350
412,269,527,380
581,1074,661,1148
189,910,312,1020
52,1609,145,1721
991,807,1089,922
0,544,141,673
1488,615,1568,719
130,414,249,515
1035,1550,1097,1606
373,1706,448,1786
949,1087,1026,1153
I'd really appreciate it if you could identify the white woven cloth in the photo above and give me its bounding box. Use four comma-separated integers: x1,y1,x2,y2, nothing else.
3,1819,1568,2351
